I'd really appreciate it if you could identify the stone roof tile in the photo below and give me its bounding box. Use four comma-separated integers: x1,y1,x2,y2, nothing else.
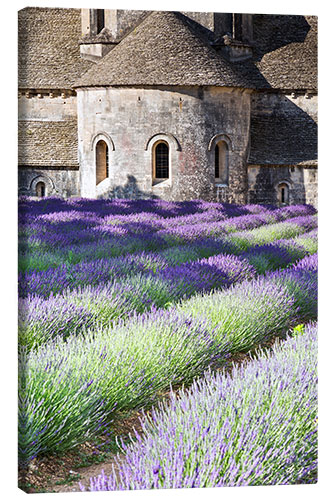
248,103,318,165
74,11,259,89
18,8,94,89
18,120,79,167
252,15,317,90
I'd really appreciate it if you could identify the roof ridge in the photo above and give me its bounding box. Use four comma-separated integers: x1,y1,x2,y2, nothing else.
74,10,258,89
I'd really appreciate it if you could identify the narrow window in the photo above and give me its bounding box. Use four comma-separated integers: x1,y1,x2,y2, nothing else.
214,141,228,185
96,140,108,185
90,9,105,35
215,145,220,179
154,142,169,179
278,183,289,205
281,186,285,203
36,181,45,198
233,13,243,40
97,9,105,34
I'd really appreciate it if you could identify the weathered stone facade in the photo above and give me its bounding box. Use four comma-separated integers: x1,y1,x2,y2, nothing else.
18,8,318,206
18,168,80,198
77,86,251,202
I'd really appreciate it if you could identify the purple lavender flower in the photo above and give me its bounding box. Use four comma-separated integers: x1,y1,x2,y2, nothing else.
84,322,317,490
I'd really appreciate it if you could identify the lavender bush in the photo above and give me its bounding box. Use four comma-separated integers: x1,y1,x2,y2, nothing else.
227,215,317,252
84,322,317,490
18,310,227,464
178,275,297,352
19,254,255,350
17,199,318,471
19,260,317,463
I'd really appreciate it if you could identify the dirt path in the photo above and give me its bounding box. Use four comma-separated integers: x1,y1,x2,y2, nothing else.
50,456,121,493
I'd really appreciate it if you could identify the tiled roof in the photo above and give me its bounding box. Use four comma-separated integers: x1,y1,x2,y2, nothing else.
18,8,94,89
74,11,259,89
252,15,317,90
18,8,317,92
18,120,79,167
248,100,318,166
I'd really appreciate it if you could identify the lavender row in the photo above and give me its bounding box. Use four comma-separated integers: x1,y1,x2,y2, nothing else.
85,322,317,490
18,205,316,264
177,262,317,352
19,197,315,223
19,249,318,350
18,262,317,463
18,223,317,298
18,251,318,351
220,214,317,252
18,253,257,348
18,310,228,465
18,223,317,275
155,209,316,243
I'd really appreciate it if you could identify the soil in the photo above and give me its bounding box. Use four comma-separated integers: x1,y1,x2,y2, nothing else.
18,332,287,493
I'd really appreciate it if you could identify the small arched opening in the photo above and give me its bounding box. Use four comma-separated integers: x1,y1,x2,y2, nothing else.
36,181,46,198
278,182,290,205
96,139,109,185
153,141,169,183
214,141,229,185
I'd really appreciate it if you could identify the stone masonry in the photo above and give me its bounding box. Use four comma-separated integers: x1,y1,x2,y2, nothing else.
18,8,318,206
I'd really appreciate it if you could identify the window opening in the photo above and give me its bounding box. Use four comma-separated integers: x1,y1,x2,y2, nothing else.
278,183,289,205
155,142,169,179
215,145,220,178
36,181,45,198
233,14,243,40
214,141,229,185
281,187,285,203
97,9,105,34
96,140,108,185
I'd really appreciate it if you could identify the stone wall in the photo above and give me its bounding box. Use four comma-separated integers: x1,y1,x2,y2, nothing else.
18,168,80,198
77,85,252,202
247,165,318,207
18,92,77,121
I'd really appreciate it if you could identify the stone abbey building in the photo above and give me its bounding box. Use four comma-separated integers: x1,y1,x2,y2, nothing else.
18,8,318,206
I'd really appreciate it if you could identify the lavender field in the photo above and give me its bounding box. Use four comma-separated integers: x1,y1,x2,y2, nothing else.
18,197,318,491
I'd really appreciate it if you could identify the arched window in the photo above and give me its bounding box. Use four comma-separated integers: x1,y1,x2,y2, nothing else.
214,141,229,185
36,181,46,198
96,140,109,185
278,183,289,205
153,141,169,180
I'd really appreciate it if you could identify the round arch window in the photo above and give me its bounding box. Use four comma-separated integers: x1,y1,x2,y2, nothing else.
153,141,169,181
96,140,109,185
214,141,229,185
36,181,46,198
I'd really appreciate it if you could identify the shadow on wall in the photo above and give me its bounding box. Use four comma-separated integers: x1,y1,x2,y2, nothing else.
98,175,160,200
